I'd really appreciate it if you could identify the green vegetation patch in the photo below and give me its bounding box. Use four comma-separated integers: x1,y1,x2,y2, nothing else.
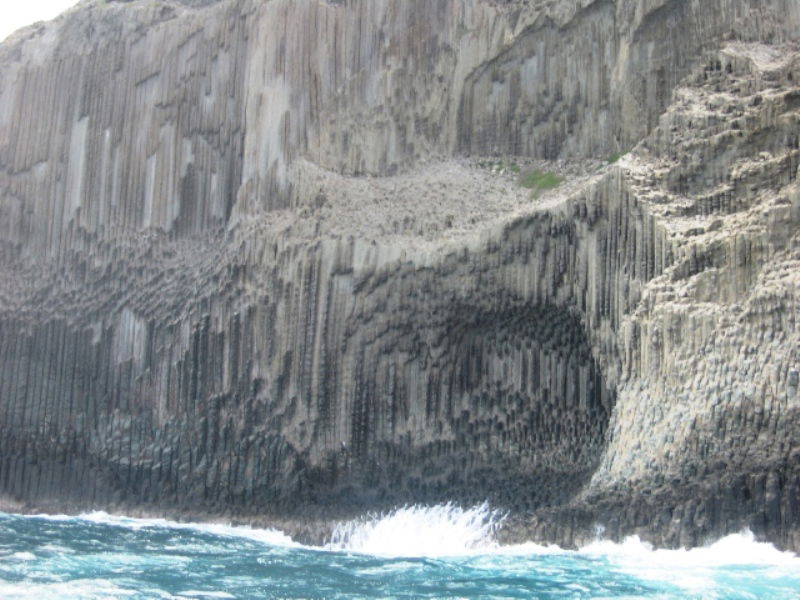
478,160,520,173
519,170,563,193
607,152,623,164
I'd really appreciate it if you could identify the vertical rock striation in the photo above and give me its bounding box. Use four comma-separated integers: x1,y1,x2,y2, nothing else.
0,0,799,550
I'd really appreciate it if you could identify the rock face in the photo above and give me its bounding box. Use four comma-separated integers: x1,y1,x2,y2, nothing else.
0,0,799,550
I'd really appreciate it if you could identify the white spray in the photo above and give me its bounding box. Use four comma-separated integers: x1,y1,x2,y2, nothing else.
326,502,505,557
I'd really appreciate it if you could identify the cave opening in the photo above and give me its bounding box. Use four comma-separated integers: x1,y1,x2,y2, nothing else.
303,302,616,517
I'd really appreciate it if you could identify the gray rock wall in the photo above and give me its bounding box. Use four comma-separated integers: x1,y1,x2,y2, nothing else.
1,173,650,517
4,0,798,243
0,0,799,550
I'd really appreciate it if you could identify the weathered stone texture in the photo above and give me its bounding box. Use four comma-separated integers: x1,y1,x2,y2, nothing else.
0,0,799,550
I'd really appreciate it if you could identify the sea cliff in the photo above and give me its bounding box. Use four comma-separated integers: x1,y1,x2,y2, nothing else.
0,0,798,551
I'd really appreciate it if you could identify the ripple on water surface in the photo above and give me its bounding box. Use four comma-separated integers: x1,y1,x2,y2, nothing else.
0,507,798,599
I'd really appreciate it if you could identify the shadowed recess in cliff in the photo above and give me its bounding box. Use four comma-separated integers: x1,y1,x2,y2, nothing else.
0,299,615,518
296,301,616,513
0,153,668,523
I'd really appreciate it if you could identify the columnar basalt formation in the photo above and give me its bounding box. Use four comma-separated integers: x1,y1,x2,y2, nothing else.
0,0,799,551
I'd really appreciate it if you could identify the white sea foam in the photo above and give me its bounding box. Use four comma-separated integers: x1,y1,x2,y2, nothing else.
2,507,800,600
176,591,235,599
581,530,800,593
8,552,36,561
9,506,800,587
321,503,800,597
581,530,800,568
0,579,138,600
326,503,798,570
326,502,505,557
44,511,302,549
6,510,298,551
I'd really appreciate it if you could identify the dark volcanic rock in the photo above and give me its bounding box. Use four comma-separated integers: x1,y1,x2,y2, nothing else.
0,0,799,552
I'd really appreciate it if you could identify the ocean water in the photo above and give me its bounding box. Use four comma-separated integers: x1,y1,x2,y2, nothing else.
0,505,798,599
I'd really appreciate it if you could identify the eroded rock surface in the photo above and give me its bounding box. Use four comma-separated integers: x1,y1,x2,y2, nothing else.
0,0,798,550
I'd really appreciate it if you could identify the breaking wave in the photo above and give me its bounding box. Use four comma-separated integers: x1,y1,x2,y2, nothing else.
2,506,799,599
326,502,505,556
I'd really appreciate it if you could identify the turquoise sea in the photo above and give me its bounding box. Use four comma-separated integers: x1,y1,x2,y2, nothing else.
0,505,798,599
